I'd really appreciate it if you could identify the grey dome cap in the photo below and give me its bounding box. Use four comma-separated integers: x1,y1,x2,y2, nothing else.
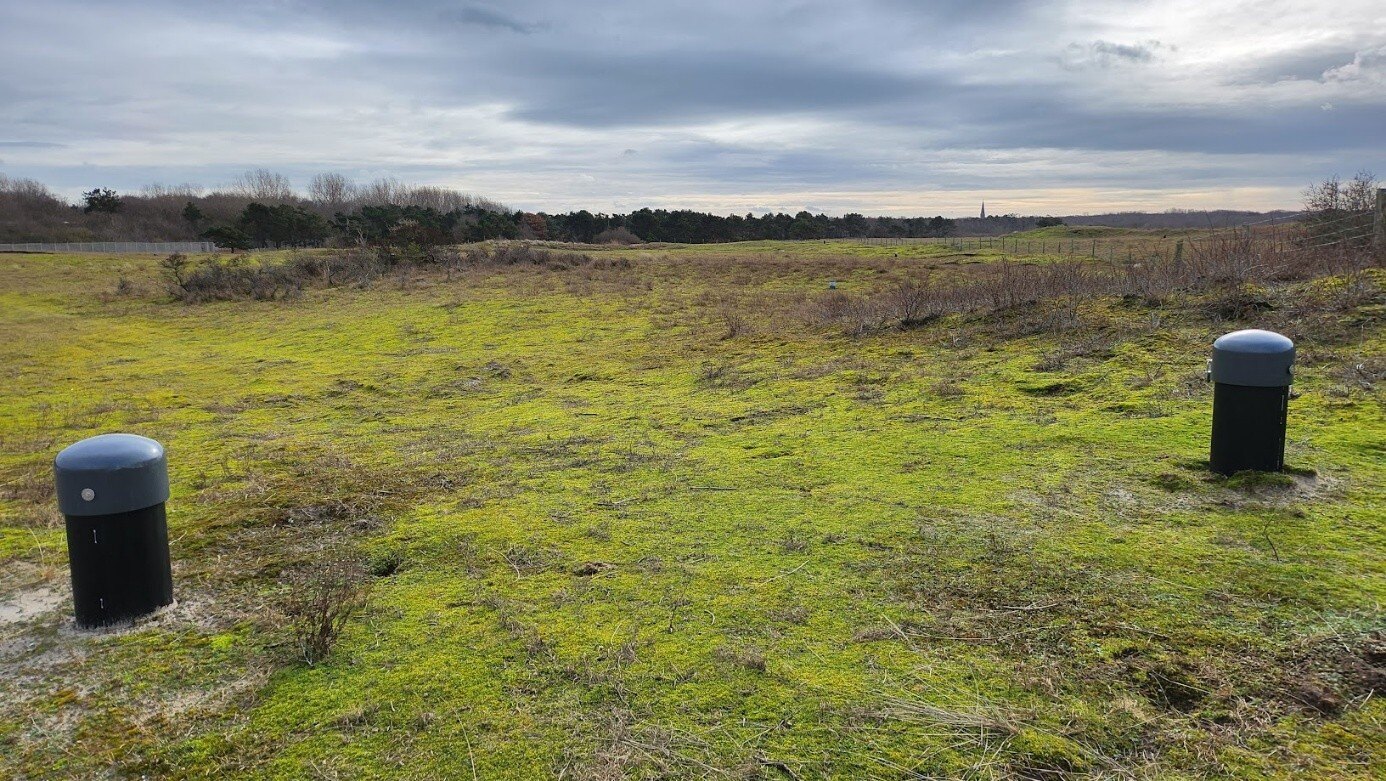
1210,329,1295,387
54,434,169,516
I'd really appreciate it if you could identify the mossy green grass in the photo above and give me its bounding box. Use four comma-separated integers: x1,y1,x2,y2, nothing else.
0,244,1381,779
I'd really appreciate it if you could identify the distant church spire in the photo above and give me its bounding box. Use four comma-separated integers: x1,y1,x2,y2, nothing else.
980,201,986,219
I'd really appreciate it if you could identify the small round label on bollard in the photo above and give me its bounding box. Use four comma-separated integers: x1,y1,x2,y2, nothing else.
54,434,169,516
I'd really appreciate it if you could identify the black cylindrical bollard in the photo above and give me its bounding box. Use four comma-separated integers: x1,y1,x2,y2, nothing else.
1208,329,1294,476
54,434,173,628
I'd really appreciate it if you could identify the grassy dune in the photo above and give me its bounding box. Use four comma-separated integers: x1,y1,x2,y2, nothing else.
0,243,1382,779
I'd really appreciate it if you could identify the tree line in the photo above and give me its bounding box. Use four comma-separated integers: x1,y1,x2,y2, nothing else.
0,170,513,247
535,209,958,243
0,169,964,248
198,205,962,249
3,167,1345,248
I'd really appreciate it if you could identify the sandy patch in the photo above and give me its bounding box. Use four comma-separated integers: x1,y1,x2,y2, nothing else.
0,584,65,627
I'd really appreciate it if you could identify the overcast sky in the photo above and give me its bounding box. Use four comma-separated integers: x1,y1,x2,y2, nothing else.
1,0,1383,216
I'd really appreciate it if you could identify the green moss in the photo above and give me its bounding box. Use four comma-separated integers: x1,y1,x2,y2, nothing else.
1008,728,1092,773
0,248,1382,778
1222,470,1298,490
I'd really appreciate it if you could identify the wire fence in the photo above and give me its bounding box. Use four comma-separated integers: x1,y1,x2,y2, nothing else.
838,208,1381,262
0,241,217,254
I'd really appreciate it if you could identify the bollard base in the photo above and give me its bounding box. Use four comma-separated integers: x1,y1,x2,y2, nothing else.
1210,383,1289,476
64,503,174,629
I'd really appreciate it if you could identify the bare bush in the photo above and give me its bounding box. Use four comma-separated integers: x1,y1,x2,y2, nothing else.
593,226,642,245
713,644,767,672
0,174,74,242
232,168,296,202
429,246,466,280
717,307,749,340
308,172,356,208
140,182,204,199
1033,333,1116,371
884,281,938,327
1203,284,1273,321
348,177,502,213
1304,172,1377,214
159,252,192,292
484,243,592,267
172,258,307,302
1300,172,1377,250
281,557,370,665
810,290,888,335
322,248,387,287
165,242,611,303
805,232,1378,336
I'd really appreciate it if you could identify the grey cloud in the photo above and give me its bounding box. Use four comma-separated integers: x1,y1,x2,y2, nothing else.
502,50,922,126
879,86,1386,156
1236,49,1357,84
1060,40,1167,70
656,141,862,184
1323,46,1386,82
441,5,545,34
1,0,1383,213
1234,45,1386,85
873,0,1036,29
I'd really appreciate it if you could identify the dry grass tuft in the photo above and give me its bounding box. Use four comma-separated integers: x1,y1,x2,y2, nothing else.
713,644,767,672
280,556,370,666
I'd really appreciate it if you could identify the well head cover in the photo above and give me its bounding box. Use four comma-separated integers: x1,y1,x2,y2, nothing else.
1210,329,1295,387
54,434,169,516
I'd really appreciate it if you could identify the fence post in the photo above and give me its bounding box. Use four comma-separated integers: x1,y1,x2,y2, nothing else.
1375,188,1386,254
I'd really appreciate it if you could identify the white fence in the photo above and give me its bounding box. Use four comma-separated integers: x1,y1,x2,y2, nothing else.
0,241,217,254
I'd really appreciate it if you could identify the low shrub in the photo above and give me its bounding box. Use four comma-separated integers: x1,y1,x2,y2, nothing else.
174,258,307,302
165,242,602,303
281,556,370,666
484,243,592,267
806,239,1378,336
593,226,642,244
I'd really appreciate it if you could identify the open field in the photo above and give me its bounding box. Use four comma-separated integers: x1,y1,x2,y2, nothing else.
1,239,1383,779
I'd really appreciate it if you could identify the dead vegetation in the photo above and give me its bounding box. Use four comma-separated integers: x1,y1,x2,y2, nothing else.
1,230,1381,778
165,243,609,302
280,556,370,665
804,239,1379,338
0,465,52,507
865,687,1109,780
712,644,768,672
